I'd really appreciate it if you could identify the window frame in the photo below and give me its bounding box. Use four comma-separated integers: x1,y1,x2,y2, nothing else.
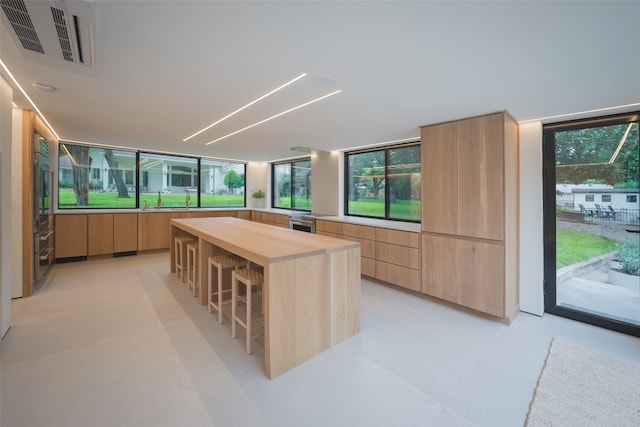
57,142,246,210
344,142,421,222
271,157,312,212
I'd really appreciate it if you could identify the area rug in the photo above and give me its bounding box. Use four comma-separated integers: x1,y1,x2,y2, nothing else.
525,339,640,426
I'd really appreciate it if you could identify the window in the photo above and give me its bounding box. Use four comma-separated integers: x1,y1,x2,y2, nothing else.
585,195,595,202
58,143,246,210
58,143,137,209
601,195,612,202
345,143,421,221
200,159,246,207
139,153,197,209
272,158,311,210
628,195,638,203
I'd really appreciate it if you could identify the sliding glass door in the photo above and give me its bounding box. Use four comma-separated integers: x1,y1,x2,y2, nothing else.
543,112,639,336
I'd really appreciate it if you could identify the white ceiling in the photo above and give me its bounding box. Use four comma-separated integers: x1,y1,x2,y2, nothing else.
2,1,639,162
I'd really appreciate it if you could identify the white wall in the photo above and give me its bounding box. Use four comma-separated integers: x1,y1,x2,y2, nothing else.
311,150,339,215
246,162,269,208
1,75,13,337
518,121,544,316
11,107,22,298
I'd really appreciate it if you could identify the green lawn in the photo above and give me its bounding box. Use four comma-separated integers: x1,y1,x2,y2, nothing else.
348,199,421,221
556,229,618,268
58,190,244,209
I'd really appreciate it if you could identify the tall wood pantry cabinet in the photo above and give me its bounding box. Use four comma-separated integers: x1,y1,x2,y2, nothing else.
420,111,519,322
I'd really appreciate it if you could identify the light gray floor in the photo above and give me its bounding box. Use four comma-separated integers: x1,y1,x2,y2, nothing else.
2,252,640,427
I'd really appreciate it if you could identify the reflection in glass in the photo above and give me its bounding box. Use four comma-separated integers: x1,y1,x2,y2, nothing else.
139,153,197,209
273,159,311,211
200,159,246,207
58,143,137,209
346,143,421,221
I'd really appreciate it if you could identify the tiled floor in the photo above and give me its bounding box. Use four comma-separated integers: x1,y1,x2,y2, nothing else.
2,252,639,427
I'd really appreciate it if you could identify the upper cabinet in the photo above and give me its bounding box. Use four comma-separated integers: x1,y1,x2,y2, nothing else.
422,112,515,241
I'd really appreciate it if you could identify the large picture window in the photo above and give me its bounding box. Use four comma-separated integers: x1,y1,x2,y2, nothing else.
200,159,246,207
272,158,311,211
58,143,137,209
345,143,421,221
58,143,246,209
139,153,197,209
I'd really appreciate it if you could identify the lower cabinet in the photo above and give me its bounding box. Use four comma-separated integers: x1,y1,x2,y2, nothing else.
88,214,114,256
316,219,420,290
113,213,138,253
421,233,506,318
137,212,172,251
55,214,88,259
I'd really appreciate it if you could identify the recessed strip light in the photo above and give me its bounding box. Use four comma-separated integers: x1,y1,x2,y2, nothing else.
518,102,640,124
0,58,61,140
206,90,342,146
183,73,307,142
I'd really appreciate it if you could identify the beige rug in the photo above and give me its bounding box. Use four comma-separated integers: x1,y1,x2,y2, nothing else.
525,339,640,427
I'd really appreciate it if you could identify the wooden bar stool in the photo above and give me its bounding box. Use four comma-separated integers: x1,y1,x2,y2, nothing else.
186,241,199,297
174,236,196,283
208,254,247,324
231,267,264,355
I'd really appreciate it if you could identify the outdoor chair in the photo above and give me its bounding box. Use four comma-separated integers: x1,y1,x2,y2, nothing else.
607,205,617,220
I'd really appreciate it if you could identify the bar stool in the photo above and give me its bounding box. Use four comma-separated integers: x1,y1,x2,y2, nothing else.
186,241,199,297
231,267,264,355
174,236,196,283
208,254,247,324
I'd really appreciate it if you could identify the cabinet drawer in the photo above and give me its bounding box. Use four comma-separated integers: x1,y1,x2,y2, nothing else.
316,220,343,234
375,261,420,291
344,235,375,259
375,242,419,269
274,214,289,227
342,223,375,240
362,257,375,277
375,228,419,248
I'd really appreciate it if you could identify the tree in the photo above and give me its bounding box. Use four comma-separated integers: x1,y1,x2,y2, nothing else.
65,145,92,206
104,149,130,198
224,170,243,193
555,123,639,186
349,151,385,199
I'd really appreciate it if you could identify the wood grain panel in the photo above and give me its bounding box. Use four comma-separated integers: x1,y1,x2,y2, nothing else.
421,234,457,303
457,239,504,317
421,121,457,233
361,257,375,277
330,247,361,344
375,242,419,269
316,220,343,235
375,261,420,291
113,213,138,253
457,113,504,240
375,228,412,246
88,214,114,256
137,212,172,250
236,210,251,220
55,215,88,258
342,223,375,240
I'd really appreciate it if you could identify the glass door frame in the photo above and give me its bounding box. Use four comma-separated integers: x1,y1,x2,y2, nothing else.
543,111,640,337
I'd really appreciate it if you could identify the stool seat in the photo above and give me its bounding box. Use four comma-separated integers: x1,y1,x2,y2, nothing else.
208,254,247,324
231,267,264,355
174,236,196,283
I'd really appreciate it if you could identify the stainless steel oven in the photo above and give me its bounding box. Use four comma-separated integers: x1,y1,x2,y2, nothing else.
288,213,316,233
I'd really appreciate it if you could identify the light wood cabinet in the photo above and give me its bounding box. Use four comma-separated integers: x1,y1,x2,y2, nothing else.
113,213,138,253
251,211,288,228
55,214,88,259
88,214,114,256
316,219,420,289
137,212,172,251
420,111,519,322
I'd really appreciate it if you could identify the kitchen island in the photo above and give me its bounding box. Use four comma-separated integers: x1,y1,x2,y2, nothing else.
170,217,361,379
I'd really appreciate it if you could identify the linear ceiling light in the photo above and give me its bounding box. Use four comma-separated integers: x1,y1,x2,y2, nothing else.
206,90,342,146
0,58,60,140
183,73,307,142
608,122,633,164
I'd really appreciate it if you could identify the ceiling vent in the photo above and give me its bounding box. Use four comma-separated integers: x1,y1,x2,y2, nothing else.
1,0,45,54
1,0,95,71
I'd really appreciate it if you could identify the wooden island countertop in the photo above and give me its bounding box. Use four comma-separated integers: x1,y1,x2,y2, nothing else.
170,217,361,379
